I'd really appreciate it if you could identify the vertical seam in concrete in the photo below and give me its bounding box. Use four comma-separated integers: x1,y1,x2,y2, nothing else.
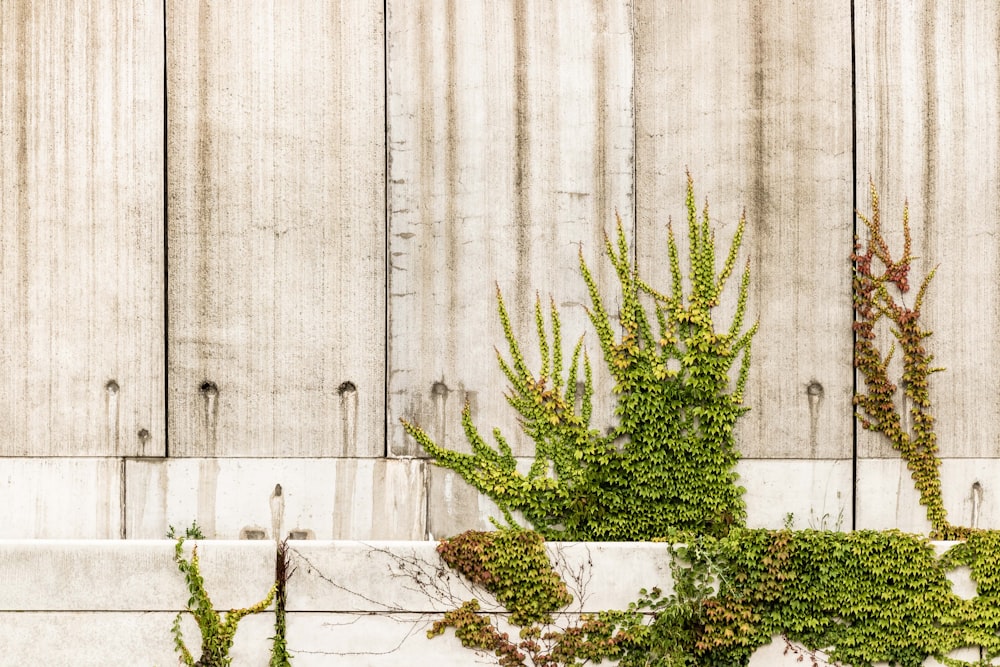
850,0,859,531
119,457,127,538
383,0,390,458
162,0,170,458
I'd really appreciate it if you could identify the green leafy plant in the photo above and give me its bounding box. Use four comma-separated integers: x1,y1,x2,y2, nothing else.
404,173,756,540
430,527,1000,667
414,178,998,666
168,520,207,540
433,527,573,626
428,527,632,666
171,536,278,667
851,182,962,538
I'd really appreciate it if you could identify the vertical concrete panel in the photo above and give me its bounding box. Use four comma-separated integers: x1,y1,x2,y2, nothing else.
387,0,635,456
634,2,854,462
0,2,165,455
855,1,1000,461
167,1,385,456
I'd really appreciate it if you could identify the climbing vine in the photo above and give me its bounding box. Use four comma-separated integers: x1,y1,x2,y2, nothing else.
171,536,279,667
403,173,756,539
851,181,960,538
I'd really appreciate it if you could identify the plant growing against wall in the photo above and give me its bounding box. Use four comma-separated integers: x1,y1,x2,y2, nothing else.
427,526,633,666
403,173,757,539
851,182,963,538
171,536,278,667
428,527,1000,667
416,181,1000,666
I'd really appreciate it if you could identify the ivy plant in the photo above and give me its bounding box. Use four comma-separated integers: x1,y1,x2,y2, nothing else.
171,536,278,667
429,527,1000,667
852,181,966,539
403,173,756,539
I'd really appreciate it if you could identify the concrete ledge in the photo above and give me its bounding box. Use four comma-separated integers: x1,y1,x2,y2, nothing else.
0,539,982,666
288,540,673,613
0,540,275,611
2,612,274,666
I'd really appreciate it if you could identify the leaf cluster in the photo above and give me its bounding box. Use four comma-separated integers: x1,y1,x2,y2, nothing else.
404,173,756,540
435,527,572,626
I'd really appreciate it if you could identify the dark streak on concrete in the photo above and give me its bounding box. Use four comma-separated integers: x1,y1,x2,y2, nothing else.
195,0,213,375
445,0,458,368
594,0,609,228
750,3,769,237
921,6,937,259
513,0,530,301
14,2,30,447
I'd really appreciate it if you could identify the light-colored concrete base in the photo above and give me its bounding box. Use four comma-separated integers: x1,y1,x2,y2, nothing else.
0,458,123,538
856,458,1000,532
738,458,852,530
125,457,427,540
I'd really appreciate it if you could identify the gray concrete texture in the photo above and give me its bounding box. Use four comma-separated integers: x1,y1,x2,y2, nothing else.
2,1,1000,537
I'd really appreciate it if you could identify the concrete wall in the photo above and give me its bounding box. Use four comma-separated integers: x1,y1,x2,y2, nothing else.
0,539,979,666
1,1,999,538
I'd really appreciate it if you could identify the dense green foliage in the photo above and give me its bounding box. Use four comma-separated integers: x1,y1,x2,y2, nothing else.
435,528,573,626
431,528,1000,667
403,174,756,539
415,178,993,665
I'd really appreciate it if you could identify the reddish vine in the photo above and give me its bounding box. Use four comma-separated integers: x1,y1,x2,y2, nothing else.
851,181,963,538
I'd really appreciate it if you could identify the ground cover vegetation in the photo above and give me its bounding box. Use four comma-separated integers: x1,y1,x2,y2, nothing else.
406,176,1000,666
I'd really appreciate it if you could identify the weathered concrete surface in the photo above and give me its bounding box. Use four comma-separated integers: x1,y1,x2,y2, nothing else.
0,459,123,538
634,2,855,460
288,540,674,614
0,540,274,611
855,1,1000,459
166,0,385,456
739,459,852,530
857,458,1000,533
126,458,426,540
0,1,165,456
745,635,977,667
2,612,273,666
386,0,633,457
425,463,505,538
